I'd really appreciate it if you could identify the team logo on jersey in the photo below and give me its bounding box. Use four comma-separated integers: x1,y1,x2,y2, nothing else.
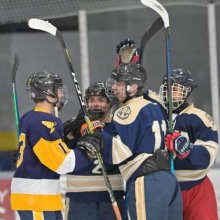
117,106,131,119
42,121,57,133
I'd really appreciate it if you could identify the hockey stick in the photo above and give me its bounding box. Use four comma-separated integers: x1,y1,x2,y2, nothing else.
11,54,20,138
28,18,122,220
139,17,163,64
140,0,174,173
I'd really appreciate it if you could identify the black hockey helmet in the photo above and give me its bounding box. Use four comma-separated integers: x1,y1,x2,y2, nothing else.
111,63,147,88
106,63,147,102
85,82,109,103
27,71,67,108
160,68,197,110
84,82,110,120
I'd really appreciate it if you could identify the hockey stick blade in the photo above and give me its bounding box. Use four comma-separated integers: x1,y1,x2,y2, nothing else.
139,17,163,63
140,0,169,28
11,54,19,83
28,18,57,36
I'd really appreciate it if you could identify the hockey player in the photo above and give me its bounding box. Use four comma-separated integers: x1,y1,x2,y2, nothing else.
160,68,218,220
63,82,125,220
11,71,91,220
77,63,183,220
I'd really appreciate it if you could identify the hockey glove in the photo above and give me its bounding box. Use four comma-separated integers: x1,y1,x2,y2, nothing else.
115,38,140,66
77,132,103,160
165,132,193,159
80,120,104,137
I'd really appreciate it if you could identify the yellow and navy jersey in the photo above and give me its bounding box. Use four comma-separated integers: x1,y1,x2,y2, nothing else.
172,104,218,190
101,96,167,188
11,107,90,211
65,115,125,202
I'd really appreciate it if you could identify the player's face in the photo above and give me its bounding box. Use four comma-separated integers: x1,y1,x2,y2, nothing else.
171,83,186,103
87,96,109,113
111,81,127,102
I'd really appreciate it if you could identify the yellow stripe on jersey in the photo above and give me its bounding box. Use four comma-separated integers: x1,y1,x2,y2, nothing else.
33,138,71,172
33,211,44,220
11,193,63,211
135,176,146,220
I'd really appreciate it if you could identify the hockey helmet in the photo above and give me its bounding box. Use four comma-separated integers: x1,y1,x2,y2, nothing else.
111,63,147,88
26,71,68,108
159,68,197,110
84,82,110,120
106,63,147,102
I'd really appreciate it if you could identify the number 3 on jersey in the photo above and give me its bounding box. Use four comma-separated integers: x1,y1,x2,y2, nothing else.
16,133,26,168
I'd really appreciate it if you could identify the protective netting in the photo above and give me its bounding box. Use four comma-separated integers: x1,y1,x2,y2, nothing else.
0,0,220,25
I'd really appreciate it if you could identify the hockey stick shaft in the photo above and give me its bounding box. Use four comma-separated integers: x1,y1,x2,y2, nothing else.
140,0,174,173
139,17,164,63
11,55,20,138
28,18,122,220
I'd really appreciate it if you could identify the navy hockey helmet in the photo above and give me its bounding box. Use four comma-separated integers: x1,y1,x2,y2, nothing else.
160,68,197,110
27,71,64,101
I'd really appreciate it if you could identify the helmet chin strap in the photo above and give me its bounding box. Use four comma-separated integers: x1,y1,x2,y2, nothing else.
45,93,60,116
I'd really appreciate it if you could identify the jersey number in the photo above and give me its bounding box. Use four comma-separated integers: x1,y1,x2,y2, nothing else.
92,159,102,174
152,120,166,151
16,133,26,168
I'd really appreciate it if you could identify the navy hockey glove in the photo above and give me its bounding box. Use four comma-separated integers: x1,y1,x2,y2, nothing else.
77,132,103,160
115,38,140,66
165,132,193,159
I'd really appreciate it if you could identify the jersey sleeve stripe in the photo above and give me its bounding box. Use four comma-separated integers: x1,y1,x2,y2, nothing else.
33,137,71,172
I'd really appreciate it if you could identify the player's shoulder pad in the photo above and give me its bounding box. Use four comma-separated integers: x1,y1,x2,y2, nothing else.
148,90,165,107
182,104,217,130
114,96,151,125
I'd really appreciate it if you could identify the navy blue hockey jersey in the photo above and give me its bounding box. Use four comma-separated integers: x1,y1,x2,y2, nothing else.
11,107,90,211
172,104,218,190
65,114,125,202
101,96,167,188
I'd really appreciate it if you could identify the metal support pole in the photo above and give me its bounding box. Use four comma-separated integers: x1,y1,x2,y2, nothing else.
78,10,90,94
207,3,220,162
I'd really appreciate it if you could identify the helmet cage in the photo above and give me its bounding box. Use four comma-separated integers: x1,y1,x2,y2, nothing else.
160,82,191,110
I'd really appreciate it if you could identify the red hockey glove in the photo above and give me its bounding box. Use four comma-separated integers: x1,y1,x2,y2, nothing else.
165,132,193,159
115,38,140,66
